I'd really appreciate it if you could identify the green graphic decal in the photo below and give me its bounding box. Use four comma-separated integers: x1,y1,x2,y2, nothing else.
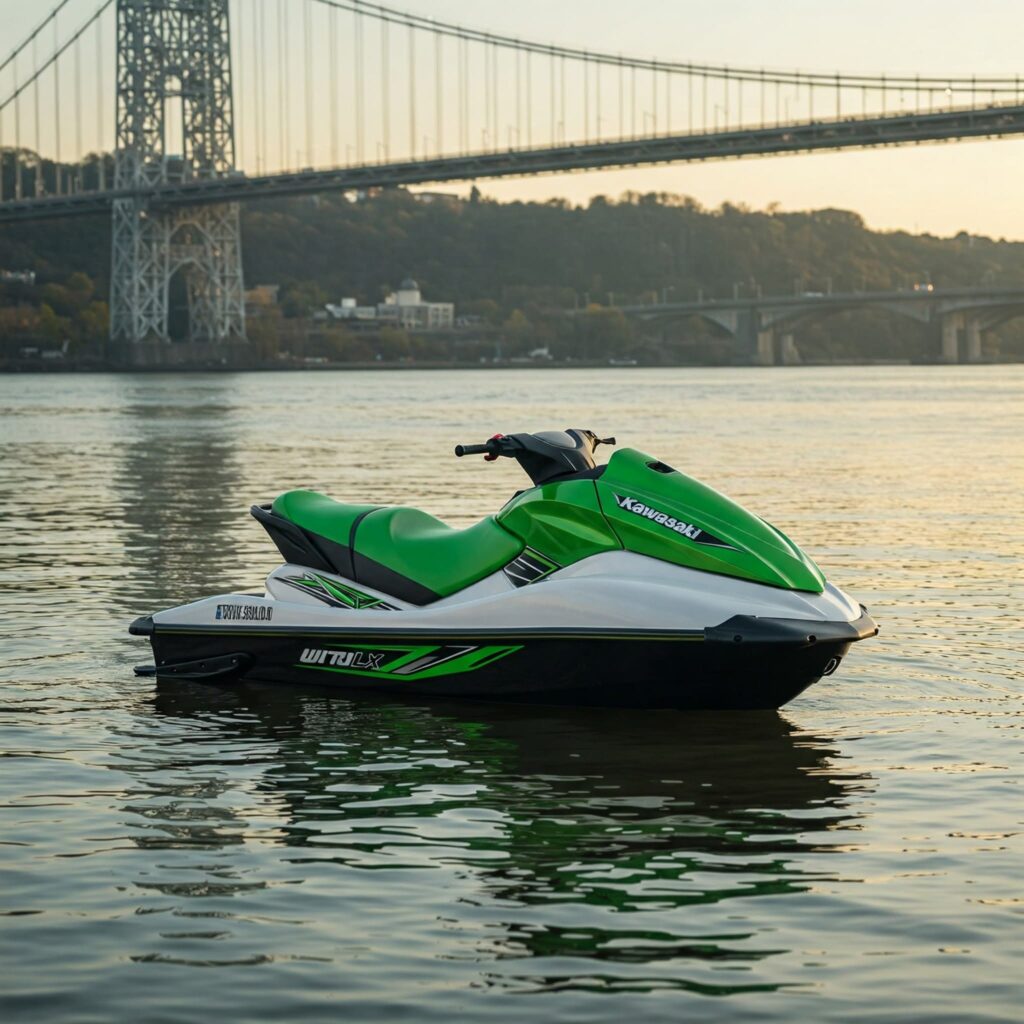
280,571,398,610
295,642,521,680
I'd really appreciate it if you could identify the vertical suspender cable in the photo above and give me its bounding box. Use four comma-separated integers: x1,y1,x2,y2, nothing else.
33,36,41,197
630,65,635,137
526,50,531,148
583,56,588,142
483,39,490,147
515,48,520,147
329,5,338,165
74,33,81,190
355,6,364,162
548,48,554,145
651,60,656,134
263,0,271,172
381,19,389,159
435,30,441,155
257,1,265,172
53,16,61,195
95,15,102,191
236,5,245,170
238,0,246,169
618,59,623,137
282,4,290,169
664,69,669,135
251,2,258,173
13,49,20,199
276,0,284,171
304,0,312,166
407,23,415,159
252,1,260,172
455,33,463,151
559,54,565,143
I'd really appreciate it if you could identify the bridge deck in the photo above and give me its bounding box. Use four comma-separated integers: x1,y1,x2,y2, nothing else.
2,103,1023,224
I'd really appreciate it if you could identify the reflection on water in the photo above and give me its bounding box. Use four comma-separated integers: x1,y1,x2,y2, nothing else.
106,681,870,993
1,368,1022,1022
115,376,248,604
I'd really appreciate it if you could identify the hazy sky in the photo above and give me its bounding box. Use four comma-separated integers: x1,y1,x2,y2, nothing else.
398,0,1024,239
3,0,1023,238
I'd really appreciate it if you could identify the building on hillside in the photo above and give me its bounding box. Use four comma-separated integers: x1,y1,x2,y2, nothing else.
377,278,454,330
325,278,455,331
1,269,36,285
324,297,379,323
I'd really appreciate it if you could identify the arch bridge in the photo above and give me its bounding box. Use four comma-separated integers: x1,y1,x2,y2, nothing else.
615,287,1024,364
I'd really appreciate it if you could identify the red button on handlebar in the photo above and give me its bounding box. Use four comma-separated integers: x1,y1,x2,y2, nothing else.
484,433,504,461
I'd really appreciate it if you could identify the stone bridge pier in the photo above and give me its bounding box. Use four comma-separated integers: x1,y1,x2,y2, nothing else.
699,309,801,365
939,311,993,363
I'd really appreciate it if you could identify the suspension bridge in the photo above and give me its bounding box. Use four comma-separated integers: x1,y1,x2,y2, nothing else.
1,0,1023,350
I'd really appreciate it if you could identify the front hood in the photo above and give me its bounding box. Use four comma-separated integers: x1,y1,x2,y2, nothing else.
595,449,825,593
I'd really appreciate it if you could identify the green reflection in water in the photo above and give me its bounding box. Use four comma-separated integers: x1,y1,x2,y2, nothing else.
108,681,872,992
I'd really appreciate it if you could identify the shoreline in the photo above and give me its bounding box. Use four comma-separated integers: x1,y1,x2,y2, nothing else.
0,357,1014,373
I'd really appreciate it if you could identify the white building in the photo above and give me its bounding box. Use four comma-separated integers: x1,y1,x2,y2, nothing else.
377,278,454,330
325,297,378,321
325,278,455,331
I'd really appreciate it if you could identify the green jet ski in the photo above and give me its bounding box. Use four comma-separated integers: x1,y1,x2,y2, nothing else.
131,429,877,708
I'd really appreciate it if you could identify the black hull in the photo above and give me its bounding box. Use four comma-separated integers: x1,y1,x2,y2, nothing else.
132,612,876,710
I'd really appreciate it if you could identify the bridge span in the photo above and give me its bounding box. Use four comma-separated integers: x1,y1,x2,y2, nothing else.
613,287,1024,364
2,1,1024,347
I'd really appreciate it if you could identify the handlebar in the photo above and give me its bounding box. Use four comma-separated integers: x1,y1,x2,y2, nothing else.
454,443,493,457
454,429,615,483
455,433,512,460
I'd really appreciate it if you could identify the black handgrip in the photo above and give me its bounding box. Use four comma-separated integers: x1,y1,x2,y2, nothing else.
454,443,491,457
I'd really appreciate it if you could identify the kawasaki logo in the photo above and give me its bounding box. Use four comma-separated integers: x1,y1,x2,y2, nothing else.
614,494,735,549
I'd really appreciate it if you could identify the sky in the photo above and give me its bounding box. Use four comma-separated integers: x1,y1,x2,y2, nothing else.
2,0,1023,238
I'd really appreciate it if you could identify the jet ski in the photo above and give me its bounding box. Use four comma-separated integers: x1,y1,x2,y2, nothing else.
130,429,877,709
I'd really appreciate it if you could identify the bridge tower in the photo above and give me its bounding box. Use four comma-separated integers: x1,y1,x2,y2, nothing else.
110,0,245,348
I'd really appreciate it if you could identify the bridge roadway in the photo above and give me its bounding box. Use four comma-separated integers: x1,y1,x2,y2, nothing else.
2,102,1024,224
612,287,1024,364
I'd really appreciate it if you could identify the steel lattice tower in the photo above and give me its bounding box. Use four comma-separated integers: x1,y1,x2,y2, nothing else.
110,0,245,345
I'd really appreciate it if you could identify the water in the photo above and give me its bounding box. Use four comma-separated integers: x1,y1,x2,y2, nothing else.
1,367,1021,1022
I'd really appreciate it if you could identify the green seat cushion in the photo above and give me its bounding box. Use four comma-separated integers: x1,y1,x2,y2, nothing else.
356,507,523,598
270,490,523,602
272,490,379,545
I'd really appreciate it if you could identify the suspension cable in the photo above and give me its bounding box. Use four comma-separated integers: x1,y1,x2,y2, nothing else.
309,0,1021,92
0,0,75,77
0,0,115,116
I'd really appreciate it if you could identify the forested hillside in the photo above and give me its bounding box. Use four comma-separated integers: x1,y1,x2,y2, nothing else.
2,161,1023,361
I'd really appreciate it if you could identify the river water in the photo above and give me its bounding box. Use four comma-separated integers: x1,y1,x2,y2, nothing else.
1,367,1021,1022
